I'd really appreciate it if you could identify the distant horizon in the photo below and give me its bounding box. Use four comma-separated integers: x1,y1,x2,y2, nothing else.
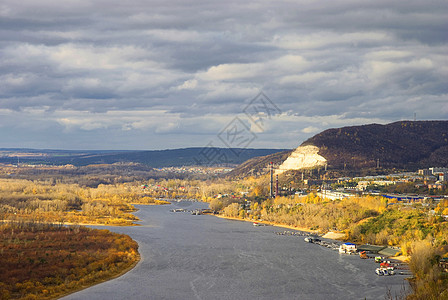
0,146,292,152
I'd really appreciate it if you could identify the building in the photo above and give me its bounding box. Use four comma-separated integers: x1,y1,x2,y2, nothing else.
429,167,448,175
419,168,448,179
357,180,395,191
418,169,432,176
317,190,355,200
437,173,446,182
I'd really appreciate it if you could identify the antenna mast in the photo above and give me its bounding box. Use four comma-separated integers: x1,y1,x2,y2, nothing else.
269,162,274,198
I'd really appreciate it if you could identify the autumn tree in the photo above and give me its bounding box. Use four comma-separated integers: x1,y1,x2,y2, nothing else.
209,198,224,211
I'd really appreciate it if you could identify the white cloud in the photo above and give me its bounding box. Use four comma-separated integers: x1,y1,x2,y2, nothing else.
199,63,264,81
302,126,319,134
176,79,198,90
0,0,446,149
55,110,181,131
272,31,392,50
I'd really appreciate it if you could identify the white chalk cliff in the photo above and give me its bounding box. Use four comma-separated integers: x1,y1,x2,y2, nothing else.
275,145,327,174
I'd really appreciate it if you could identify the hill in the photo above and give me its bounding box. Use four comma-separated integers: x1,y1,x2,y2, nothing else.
0,147,286,168
228,150,293,178
232,121,448,177
302,120,448,170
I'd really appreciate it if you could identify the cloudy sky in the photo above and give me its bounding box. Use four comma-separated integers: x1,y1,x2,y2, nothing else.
1,0,447,150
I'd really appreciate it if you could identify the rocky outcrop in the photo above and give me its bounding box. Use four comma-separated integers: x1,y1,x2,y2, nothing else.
301,120,448,170
275,145,327,175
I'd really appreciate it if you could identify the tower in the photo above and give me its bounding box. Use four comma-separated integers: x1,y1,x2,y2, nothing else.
275,174,279,197
269,162,274,198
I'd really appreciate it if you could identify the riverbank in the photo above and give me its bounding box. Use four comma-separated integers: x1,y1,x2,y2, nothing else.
58,253,141,300
0,223,141,300
214,215,322,235
214,214,409,262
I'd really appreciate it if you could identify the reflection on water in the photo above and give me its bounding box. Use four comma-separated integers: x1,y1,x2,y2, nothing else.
63,201,409,300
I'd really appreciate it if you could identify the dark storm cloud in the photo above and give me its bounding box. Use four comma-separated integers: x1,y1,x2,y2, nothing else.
0,0,447,149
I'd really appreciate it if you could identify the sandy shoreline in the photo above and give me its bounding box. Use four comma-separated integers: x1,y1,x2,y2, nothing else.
215,215,323,235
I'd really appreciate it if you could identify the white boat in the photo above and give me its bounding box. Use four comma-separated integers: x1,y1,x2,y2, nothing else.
253,222,267,226
304,237,321,243
375,267,395,276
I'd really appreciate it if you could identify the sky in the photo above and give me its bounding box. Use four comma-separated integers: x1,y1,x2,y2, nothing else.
1,0,447,150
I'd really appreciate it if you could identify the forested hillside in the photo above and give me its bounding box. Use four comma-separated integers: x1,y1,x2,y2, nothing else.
228,150,292,178
230,121,448,178
303,120,448,169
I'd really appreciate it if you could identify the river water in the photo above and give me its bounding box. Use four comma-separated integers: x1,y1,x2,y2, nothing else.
62,201,409,300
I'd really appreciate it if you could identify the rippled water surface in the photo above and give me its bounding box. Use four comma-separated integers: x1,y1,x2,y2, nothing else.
62,201,408,300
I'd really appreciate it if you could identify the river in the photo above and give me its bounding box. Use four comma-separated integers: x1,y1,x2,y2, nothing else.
62,201,409,300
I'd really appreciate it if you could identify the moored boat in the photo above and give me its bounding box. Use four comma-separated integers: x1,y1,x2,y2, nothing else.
304,237,321,243
359,251,368,259
339,242,357,254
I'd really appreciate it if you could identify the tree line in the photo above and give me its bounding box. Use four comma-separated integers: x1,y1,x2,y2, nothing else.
0,221,139,299
0,178,168,226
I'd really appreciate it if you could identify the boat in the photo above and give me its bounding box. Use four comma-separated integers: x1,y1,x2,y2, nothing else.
304,237,321,243
339,242,357,254
253,222,268,226
359,251,368,259
375,266,395,276
375,268,384,276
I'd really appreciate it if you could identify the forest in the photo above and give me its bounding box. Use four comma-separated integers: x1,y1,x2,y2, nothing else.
0,178,170,226
0,222,139,299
